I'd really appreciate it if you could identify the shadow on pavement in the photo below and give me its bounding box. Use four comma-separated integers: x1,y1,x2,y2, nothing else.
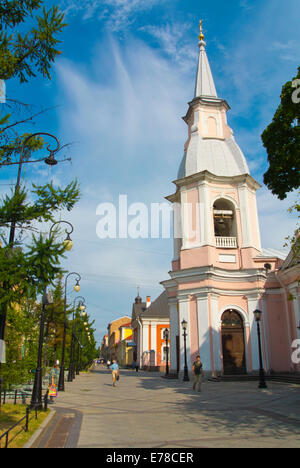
93,365,300,444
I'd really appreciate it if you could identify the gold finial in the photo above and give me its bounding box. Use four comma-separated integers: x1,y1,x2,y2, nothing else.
199,20,205,41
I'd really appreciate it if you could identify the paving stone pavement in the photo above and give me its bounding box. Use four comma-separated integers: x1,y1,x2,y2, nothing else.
30,365,300,448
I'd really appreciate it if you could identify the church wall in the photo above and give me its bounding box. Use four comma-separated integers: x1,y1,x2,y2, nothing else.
264,293,291,372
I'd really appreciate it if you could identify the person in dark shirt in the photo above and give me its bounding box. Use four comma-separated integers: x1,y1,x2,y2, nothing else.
192,355,204,392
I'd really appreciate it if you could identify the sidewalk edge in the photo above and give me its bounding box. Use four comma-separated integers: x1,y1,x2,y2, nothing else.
23,408,56,449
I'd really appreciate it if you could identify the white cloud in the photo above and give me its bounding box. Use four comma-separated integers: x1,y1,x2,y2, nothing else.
140,22,198,73
257,188,299,251
61,0,165,30
55,37,188,187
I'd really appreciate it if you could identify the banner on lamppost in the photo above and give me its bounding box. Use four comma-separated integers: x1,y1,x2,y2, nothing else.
0,339,6,363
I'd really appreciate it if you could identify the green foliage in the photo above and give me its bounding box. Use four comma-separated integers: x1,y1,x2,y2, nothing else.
2,299,40,390
0,0,67,83
262,67,300,200
0,180,80,243
26,234,67,289
31,180,80,219
0,131,45,166
284,193,300,264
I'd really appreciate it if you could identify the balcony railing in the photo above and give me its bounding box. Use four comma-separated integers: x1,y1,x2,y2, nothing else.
215,236,237,248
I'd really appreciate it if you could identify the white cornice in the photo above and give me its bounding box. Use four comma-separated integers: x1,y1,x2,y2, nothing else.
167,265,267,284
176,286,266,297
171,170,261,191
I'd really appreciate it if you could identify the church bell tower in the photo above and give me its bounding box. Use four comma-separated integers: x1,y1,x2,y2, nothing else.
162,22,271,378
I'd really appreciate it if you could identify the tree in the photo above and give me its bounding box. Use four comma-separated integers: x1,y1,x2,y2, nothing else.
0,2,83,403
0,179,80,312
284,195,300,265
0,0,67,83
2,297,41,390
262,67,300,200
0,0,68,169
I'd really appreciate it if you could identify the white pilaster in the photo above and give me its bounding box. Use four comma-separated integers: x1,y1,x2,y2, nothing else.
169,300,179,373
151,323,157,365
142,323,149,356
178,296,191,373
137,322,142,367
196,293,211,371
181,189,188,250
247,295,261,371
198,182,213,246
238,184,252,248
210,294,221,374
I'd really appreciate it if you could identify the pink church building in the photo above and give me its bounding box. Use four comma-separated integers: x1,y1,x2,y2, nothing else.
161,26,300,378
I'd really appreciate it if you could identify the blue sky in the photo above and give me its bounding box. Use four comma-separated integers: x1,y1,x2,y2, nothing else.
2,0,300,346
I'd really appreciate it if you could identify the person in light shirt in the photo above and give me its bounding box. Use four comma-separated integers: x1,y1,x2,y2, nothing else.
109,360,119,387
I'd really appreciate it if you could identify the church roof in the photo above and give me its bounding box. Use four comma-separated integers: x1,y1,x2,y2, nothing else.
141,291,169,319
177,136,250,180
194,26,217,98
177,23,250,181
259,248,288,260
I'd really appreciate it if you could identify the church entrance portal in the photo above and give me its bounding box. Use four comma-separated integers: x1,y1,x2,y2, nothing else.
221,310,246,375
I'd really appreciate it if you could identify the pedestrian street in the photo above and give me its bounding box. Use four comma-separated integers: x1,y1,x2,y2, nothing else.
29,365,300,449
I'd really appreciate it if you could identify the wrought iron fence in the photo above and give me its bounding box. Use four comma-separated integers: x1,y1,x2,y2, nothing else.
0,391,49,449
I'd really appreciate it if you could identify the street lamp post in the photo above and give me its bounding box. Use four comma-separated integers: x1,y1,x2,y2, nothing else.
163,328,169,376
76,303,86,375
30,220,74,409
30,289,52,409
254,309,268,389
58,272,81,392
181,320,190,382
9,133,60,246
0,132,60,409
68,296,85,382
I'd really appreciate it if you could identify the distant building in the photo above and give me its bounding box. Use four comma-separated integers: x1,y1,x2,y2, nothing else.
100,334,109,361
107,316,131,361
116,322,134,366
131,292,170,371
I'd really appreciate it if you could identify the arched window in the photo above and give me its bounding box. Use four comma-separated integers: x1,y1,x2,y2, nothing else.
213,198,237,248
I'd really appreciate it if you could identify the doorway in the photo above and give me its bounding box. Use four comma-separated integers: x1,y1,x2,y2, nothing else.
221,310,246,375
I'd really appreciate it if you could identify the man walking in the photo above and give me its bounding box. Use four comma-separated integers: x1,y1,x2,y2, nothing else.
110,359,119,387
192,355,204,392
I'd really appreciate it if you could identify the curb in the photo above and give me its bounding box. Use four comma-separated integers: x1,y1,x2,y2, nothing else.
23,408,56,448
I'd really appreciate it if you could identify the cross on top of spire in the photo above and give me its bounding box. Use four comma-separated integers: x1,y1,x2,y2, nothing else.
199,20,205,42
